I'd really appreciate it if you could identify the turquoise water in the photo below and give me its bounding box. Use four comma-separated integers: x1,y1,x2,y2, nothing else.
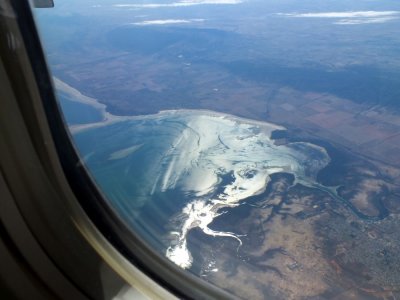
58,91,103,125
73,116,193,248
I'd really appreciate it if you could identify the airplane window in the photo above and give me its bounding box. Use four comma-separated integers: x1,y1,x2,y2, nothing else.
32,0,400,299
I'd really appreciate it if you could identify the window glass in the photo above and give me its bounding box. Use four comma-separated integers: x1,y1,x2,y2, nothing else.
34,1,400,299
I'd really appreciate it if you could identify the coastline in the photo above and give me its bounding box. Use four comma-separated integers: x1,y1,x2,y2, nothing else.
54,77,285,135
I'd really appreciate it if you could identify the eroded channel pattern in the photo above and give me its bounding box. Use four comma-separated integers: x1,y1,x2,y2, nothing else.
151,112,331,269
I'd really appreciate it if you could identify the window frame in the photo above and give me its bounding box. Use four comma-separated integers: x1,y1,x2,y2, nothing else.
0,1,236,299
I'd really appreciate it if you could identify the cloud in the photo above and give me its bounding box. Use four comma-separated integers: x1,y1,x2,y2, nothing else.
282,11,400,18
131,18,205,25
114,0,242,8
334,16,398,25
278,11,400,25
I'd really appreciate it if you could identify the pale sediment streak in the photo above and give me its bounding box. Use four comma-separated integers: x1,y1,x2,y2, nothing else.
163,113,330,269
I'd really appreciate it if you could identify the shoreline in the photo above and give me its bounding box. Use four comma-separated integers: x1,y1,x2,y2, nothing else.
54,77,285,135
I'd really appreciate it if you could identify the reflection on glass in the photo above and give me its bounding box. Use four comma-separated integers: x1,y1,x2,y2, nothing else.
34,1,400,298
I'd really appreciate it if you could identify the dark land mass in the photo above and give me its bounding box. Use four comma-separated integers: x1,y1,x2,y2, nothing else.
189,160,400,299
222,60,400,110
